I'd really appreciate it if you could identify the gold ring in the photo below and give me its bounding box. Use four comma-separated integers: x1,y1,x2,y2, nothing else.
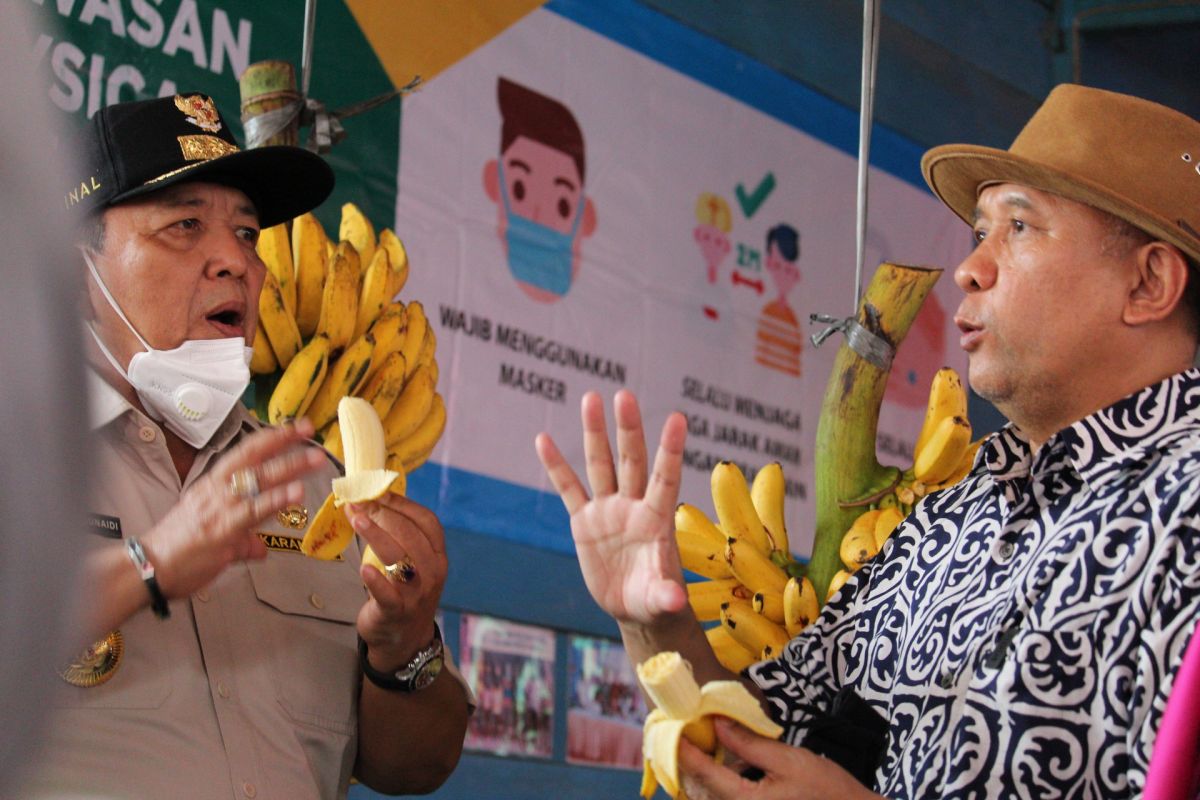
383,558,416,583
228,468,260,499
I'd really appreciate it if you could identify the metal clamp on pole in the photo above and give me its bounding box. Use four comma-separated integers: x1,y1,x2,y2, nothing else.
808,311,895,371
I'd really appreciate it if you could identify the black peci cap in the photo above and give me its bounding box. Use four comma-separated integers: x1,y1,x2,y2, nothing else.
68,93,334,228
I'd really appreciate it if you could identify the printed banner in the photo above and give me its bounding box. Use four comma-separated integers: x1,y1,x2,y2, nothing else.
566,636,646,770
460,614,556,758
397,7,971,555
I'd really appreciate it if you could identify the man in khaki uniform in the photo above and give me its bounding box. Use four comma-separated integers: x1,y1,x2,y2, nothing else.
28,94,470,799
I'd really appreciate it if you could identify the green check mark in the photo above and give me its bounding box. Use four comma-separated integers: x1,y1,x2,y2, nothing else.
735,172,776,219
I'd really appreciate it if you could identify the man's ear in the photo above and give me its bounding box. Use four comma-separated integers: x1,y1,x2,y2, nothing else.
1124,241,1190,326
580,197,597,238
483,159,500,203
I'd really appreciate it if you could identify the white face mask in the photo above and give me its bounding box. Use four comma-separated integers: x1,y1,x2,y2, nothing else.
82,248,253,449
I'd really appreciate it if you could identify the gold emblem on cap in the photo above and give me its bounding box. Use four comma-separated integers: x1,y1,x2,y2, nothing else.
60,630,124,688
277,505,309,530
174,94,222,133
177,135,239,162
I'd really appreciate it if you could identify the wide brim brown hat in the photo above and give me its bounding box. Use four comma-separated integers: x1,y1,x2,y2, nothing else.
922,84,1200,265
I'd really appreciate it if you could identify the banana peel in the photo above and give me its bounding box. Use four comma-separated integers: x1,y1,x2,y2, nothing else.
638,652,782,799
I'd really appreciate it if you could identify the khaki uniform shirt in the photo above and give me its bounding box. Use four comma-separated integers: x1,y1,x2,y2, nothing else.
30,374,463,799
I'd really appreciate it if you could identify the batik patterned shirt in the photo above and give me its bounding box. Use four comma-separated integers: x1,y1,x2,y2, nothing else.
749,368,1200,799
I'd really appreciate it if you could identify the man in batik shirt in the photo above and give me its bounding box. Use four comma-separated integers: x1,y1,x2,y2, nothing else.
536,84,1200,798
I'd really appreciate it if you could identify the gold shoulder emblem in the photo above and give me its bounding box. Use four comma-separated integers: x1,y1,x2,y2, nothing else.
174,94,223,133
60,630,123,688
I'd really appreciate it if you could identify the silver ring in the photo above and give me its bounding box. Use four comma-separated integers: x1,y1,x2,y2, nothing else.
228,468,260,499
383,558,416,583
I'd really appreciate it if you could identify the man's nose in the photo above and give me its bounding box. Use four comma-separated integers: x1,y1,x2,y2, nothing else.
205,230,258,279
954,242,997,293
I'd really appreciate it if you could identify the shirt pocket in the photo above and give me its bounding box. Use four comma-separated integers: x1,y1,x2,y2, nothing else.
1000,628,1097,708
247,553,365,734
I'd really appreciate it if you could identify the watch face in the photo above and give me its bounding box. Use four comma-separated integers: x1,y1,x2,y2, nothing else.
413,655,444,690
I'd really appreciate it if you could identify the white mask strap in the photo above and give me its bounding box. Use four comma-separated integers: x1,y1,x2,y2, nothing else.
85,322,132,381
81,247,152,353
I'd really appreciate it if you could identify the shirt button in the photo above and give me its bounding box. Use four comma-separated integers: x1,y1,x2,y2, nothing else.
939,671,955,689
309,593,324,610
242,782,257,798
195,590,210,603
138,426,156,442
998,541,1015,560
217,682,230,699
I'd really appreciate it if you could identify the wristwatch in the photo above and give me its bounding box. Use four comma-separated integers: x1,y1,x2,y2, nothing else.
358,623,444,692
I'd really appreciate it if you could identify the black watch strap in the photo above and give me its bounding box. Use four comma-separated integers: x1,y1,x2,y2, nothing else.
358,622,444,693
125,537,170,619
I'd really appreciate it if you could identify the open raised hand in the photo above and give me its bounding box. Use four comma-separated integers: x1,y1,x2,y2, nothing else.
535,389,690,625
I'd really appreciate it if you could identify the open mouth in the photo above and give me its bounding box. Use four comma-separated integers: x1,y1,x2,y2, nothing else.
206,304,246,335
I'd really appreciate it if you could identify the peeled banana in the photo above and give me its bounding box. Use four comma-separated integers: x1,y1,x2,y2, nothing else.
330,396,400,507
638,652,782,799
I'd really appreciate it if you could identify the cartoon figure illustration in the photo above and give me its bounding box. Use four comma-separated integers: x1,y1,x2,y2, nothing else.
692,192,733,320
885,290,947,408
694,192,732,284
484,77,597,302
754,223,804,376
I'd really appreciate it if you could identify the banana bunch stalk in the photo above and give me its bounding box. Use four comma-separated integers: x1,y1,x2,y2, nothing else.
678,461,819,673
250,202,446,479
809,263,944,603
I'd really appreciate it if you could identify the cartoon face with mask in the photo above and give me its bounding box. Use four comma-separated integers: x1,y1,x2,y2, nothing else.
483,78,597,302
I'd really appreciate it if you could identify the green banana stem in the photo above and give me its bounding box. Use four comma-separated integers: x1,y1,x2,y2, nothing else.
810,263,942,603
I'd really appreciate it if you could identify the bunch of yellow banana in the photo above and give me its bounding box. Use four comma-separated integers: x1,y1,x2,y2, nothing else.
250,202,446,478
677,461,820,674
637,651,782,799
830,367,982,598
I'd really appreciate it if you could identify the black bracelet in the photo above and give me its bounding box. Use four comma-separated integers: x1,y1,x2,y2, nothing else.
125,537,170,619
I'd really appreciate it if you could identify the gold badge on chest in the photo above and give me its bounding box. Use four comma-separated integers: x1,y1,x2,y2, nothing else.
60,630,124,688
277,504,309,530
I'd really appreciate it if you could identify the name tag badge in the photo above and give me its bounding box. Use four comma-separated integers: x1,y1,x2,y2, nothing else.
89,513,123,539
258,531,343,561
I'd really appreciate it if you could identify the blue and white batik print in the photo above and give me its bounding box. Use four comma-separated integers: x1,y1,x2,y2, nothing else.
750,368,1200,799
